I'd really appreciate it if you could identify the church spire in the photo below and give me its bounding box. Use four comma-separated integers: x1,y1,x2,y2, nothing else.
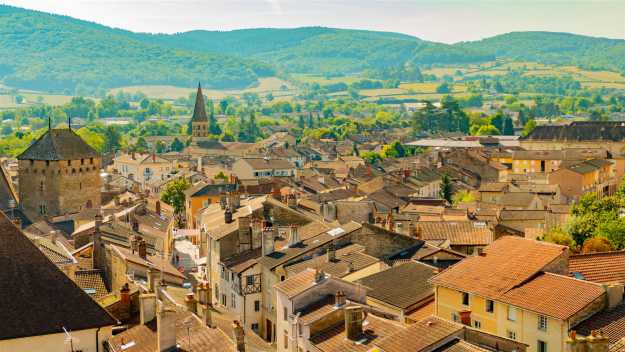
191,82,208,122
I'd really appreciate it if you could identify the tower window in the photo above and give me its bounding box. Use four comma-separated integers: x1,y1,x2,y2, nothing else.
67,160,71,166
81,159,84,165
90,157,94,164
40,181,44,192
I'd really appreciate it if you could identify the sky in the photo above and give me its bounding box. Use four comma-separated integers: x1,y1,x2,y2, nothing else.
1,0,624,43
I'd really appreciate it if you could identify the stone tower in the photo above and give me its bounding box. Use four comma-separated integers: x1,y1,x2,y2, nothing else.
191,82,209,140
17,128,101,219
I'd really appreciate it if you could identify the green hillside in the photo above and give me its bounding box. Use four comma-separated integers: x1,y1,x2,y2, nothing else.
142,27,493,74
0,5,270,93
458,32,625,72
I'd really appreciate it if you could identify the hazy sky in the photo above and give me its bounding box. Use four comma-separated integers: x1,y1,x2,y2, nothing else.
2,0,624,43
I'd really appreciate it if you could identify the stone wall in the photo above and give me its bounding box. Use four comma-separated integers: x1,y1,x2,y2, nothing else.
19,157,101,219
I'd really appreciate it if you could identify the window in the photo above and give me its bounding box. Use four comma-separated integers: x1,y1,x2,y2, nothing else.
39,203,47,215
473,320,481,329
486,300,494,313
283,330,288,349
507,330,516,340
247,276,255,286
538,340,547,352
283,307,288,321
538,315,548,331
280,275,286,282
215,285,219,299
221,294,227,306
251,323,259,332
231,293,236,309
254,300,260,312
462,292,469,306
507,306,517,321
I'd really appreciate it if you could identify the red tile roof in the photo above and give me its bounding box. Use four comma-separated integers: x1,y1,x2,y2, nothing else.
373,316,463,352
570,251,625,285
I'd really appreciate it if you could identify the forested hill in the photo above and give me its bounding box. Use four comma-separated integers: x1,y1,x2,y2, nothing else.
0,4,623,94
0,5,272,93
139,28,493,74
458,32,625,72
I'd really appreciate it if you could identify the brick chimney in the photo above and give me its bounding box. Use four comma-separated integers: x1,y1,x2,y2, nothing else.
232,320,245,352
185,292,197,314
587,330,609,352
155,200,161,216
138,239,147,260
566,331,587,352
147,268,159,293
120,283,131,318
344,306,364,341
157,302,177,352
225,208,233,224
335,291,346,307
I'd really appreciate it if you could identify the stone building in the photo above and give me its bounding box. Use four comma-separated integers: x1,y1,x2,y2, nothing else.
191,82,209,140
17,128,101,220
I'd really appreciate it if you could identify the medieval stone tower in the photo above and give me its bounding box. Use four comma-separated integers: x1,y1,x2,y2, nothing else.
191,82,209,140
17,128,101,219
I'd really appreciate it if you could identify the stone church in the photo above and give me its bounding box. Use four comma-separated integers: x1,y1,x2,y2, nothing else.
190,82,209,140
17,128,101,219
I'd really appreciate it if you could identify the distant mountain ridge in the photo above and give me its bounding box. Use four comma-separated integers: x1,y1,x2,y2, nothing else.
0,5,623,93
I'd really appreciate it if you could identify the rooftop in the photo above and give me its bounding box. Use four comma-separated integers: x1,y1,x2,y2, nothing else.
17,128,99,161
570,251,625,285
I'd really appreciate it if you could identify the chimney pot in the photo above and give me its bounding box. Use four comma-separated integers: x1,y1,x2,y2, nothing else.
344,306,364,341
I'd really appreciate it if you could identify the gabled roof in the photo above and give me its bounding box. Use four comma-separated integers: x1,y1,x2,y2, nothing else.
191,82,208,123
522,121,625,142
17,128,99,161
575,303,625,344
416,221,493,246
238,157,295,170
569,251,625,285
0,212,115,340
431,237,566,299
373,316,463,352
358,262,437,310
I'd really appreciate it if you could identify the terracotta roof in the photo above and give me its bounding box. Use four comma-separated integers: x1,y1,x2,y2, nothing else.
431,237,567,299
0,212,116,340
576,304,625,344
310,313,406,352
17,128,99,160
191,83,208,122
285,244,378,278
111,245,187,280
74,269,110,300
500,272,604,320
107,310,233,352
239,157,295,170
479,182,508,192
416,221,493,246
373,316,463,352
522,121,625,142
221,248,261,274
442,340,491,352
274,268,320,299
358,262,437,310
569,251,625,285
610,338,625,352
406,300,436,323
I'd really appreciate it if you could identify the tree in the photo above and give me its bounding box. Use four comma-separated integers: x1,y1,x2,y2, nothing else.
503,116,514,135
208,111,221,135
156,141,167,154
475,125,501,136
161,178,190,214
581,237,614,254
521,119,537,137
214,171,229,182
170,137,185,152
542,227,577,250
436,82,450,94
452,190,476,206
133,136,149,153
439,174,453,204
103,126,122,153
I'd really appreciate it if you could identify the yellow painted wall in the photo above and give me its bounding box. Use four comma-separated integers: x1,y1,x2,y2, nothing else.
186,194,220,229
435,286,567,352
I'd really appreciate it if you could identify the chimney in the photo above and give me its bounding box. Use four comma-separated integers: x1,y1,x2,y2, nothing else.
251,219,263,249
120,283,131,317
139,293,156,325
287,193,297,208
147,268,159,293
225,208,233,224
335,291,346,307
232,321,246,352
220,194,227,210
566,331,587,352
131,151,136,160
326,242,336,262
262,227,275,256
157,302,177,352
50,230,57,244
198,303,213,328
605,284,624,309
587,330,609,352
408,221,416,237
95,213,103,232
155,200,161,216
344,306,364,341
196,281,210,306
185,292,197,314
239,217,251,251
138,239,147,260
288,225,300,247
314,269,325,283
